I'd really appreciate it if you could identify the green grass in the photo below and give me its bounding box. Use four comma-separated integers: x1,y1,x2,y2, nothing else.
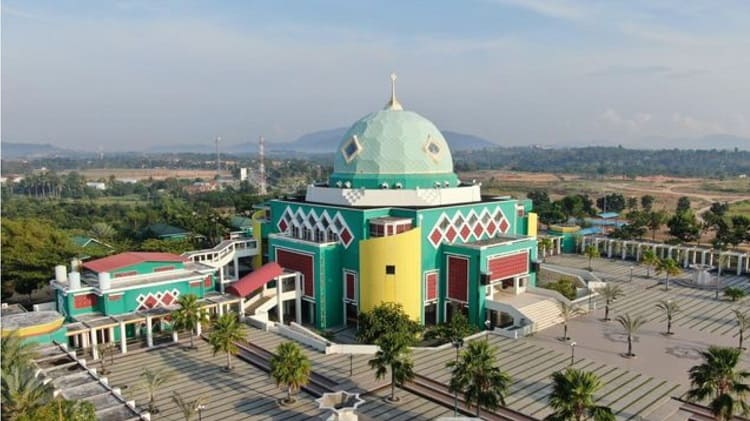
728,200,750,217
89,194,145,206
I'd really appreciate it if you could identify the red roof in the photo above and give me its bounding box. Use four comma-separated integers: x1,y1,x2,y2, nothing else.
82,252,186,273
226,262,284,297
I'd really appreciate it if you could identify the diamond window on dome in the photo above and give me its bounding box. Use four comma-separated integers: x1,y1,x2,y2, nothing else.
341,135,363,163
423,135,442,161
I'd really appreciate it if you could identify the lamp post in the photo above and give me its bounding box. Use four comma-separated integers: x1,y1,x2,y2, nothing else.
349,354,353,377
569,342,577,366
451,338,464,416
629,265,634,283
197,404,206,421
484,319,491,343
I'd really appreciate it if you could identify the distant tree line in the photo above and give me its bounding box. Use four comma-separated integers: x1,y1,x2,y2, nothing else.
455,146,750,178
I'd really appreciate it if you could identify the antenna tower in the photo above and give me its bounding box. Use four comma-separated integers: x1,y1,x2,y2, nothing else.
258,136,267,194
215,136,222,175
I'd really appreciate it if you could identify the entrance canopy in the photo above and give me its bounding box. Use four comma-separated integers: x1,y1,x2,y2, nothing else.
226,262,284,297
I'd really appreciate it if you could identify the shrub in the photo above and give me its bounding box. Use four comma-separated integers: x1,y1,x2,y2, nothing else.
724,287,747,302
543,278,577,300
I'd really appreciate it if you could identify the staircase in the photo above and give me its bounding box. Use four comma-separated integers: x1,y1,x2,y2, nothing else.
182,238,258,268
517,299,564,332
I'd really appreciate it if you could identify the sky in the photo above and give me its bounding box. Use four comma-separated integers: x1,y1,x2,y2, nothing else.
2,0,750,151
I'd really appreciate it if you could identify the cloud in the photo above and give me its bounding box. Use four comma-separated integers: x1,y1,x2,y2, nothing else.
587,65,672,77
672,113,724,134
484,0,585,20
600,109,652,132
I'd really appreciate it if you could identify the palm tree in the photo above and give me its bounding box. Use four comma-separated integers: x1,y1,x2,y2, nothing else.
207,312,245,371
615,314,647,358
655,300,680,335
447,340,511,417
97,342,116,374
724,287,747,302
171,391,205,421
539,238,554,262
558,300,582,341
584,245,599,271
270,342,311,405
545,368,615,421
172,294,209,350
732,309,749,351
1,331,38,375
655,257,680,291
1,365,54,420
687,346,750,420
88,222,115,240
598,284,624,322
641,249,658,278
368,332,415,402
140,368,172,414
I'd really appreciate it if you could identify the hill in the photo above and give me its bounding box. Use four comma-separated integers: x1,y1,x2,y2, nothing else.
1,142,74,159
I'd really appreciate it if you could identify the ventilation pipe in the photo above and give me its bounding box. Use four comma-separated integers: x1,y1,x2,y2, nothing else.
98,272,111,290
55,265,68,283
68,272,81,290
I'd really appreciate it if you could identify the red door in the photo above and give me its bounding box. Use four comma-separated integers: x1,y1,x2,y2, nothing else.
447,256,468,302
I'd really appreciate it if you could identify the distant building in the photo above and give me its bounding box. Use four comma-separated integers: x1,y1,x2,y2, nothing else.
86,182,107,190
71,236,115,257
143,223,193,240
183,181,219,194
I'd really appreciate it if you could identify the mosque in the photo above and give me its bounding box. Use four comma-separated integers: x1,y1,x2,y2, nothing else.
4,75,540,352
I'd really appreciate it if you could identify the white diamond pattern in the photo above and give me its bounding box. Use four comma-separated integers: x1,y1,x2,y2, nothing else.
279,206,355,248
427,207,510,248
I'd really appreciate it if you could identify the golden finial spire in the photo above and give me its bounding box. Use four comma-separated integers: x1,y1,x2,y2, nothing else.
385,72,403,110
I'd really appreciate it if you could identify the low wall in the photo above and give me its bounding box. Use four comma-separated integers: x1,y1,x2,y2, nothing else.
271,323,329,352
326,343,379,355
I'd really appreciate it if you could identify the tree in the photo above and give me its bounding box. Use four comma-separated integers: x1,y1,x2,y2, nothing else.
668,210,701,242
88,222,115,240
558,300,582,341
357,302,422,344
597,284,623,322
424,310,478,344
17,398,97,421
97,342,116,375
539,237,554,262
655,258,680,291
615,314,647,358
724,287,747,302
596,193,625,213
732,309,749,351
687,346,749,420
640,195,655,212
641,249,658,278
368,332,415,402
447,340,511,417
676,196,692,213
1,218,81,303
655,300,679,335
139,368,172,414
584,245,599,271
171,391,205,421
1,331,37,375
270,342,311,405
544,278,578,301
208,312,245,371
172,294,209,350
1,365,54,421
646,210,667,241
545,368,615,421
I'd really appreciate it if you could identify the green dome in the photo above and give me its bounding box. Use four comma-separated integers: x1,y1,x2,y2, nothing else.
329,109,458,189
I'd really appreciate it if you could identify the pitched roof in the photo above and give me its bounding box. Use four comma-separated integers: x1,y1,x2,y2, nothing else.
71,236,113,249
226,262,284,297
82,252,186,273
229,216,253,230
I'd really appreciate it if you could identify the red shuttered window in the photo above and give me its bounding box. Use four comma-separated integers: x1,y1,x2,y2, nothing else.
447,256,468,302
425,272,438,301
277,249,315,298
488,251,529,282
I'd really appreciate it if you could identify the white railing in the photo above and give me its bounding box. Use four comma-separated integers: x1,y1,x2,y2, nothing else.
182,238,258,266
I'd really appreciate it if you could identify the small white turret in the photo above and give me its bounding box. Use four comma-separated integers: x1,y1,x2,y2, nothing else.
55,265,68,283
98,272,111,290
68,272,81,290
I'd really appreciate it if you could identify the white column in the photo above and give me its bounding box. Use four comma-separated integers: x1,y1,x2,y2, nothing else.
172,329,179,343
218,303,224,316
196,321,202,336
556,238,561,255
295,274,302,325
636,244,642,261
219,269,225,294
513,277,520,295
90,329,99,360
72,334,80,348
701,250,707,265
108,327,115,344
119,322,127,354
683,249,690,268
238,298,245,321
708,253,714,266
146,316,153,348
621,242,627,260
233,256,240,280
277,276,284,325
607,241,613,258
737,254,742,276
82,331,89,348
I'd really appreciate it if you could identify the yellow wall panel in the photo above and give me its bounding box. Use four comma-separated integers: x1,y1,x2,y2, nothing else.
527,212,538,237
359,227,422,322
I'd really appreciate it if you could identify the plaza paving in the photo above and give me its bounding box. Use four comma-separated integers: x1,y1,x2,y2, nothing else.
105,255,750,420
